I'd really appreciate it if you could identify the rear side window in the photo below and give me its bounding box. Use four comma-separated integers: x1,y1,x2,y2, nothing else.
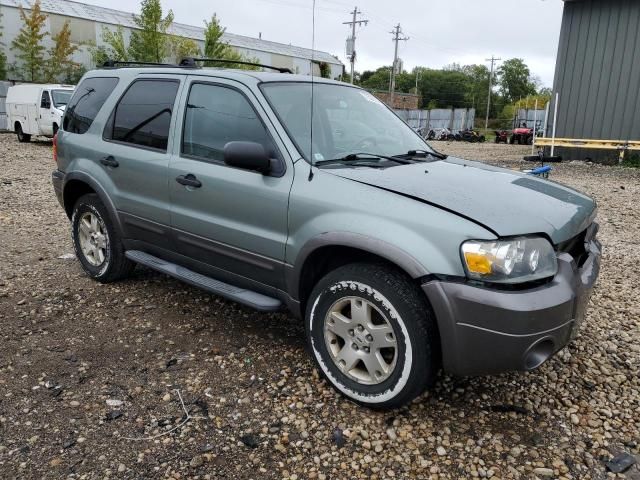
107,79,179,151
182,83,277,162
63,77,118,134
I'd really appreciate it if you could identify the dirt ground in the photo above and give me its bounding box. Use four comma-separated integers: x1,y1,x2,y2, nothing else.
0,133,639,480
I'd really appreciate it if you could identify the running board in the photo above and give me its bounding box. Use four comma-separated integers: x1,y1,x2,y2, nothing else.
125,250,282,312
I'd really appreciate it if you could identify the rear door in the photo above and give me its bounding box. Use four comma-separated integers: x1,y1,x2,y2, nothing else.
100,75,183,250
168,77,293,290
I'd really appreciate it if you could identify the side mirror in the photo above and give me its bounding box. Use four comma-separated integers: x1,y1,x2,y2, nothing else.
224,141,271,174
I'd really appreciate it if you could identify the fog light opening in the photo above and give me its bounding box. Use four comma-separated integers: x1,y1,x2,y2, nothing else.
524,339,555,370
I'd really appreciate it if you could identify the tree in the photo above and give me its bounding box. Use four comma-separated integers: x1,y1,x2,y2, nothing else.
202,14,258,69
318,61,330,78
10,0,48,82
128,0,174,63
103,26,130,62
45,21,79,82
170,36,200,63
203,14,228,59
497,58,537,104
0,12,7,79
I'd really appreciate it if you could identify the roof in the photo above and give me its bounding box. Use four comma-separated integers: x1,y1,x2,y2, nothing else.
87,66,349,85
0,0,343,66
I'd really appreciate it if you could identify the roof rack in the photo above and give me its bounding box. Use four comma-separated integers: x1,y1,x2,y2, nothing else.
179,57,293,74
102,60,181,69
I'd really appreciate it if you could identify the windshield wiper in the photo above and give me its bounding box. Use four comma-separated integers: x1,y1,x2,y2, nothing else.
315,152,413,167
396,149,448,160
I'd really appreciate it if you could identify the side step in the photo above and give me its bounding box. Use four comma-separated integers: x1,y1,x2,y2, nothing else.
125,250,282,312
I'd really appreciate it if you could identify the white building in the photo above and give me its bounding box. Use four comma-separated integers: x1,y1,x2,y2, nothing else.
0,0,344,78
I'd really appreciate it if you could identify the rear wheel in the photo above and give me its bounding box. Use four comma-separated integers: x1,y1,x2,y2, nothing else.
71,194,135,283
16,124,31,143
305,263,439,409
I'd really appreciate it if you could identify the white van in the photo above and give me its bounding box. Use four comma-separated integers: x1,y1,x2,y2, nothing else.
6,84,75,142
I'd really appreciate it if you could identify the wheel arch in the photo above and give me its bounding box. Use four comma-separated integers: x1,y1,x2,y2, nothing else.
289,233,430,315
62,172,123,233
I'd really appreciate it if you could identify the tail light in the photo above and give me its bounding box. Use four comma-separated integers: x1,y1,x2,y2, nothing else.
53,132,58,164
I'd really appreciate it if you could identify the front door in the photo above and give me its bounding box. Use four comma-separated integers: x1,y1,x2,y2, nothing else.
39,90,54,135
169,78,293,290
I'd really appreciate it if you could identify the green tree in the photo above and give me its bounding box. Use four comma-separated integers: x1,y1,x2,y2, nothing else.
360,66,392,91
45,21,79,82
170,36,200,63
103,26,130,61
497,58,537,104
0,11,7,79
203,14,228,58
318,61,330,78
10,0,48,82
202,14,258,69
128,0,174,63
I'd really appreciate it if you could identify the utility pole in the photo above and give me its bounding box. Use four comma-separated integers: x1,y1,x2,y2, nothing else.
485,55,501,130
389,24,409,108
414,69,421,95
343,7,368,84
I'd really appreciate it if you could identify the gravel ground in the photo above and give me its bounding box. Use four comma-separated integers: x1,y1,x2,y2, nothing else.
0,133,638,480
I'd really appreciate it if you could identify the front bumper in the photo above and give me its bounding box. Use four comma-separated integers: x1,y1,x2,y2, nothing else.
423,231,601,376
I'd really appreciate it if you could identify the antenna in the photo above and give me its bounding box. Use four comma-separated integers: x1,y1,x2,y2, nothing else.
309,0,316,179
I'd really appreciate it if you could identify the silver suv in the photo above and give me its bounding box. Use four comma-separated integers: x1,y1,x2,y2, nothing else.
52,60,601,408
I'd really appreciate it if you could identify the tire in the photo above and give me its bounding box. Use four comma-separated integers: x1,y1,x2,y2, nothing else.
71,193,135,283
305,263,439,409
527,135,533,145
16,124,31,143
53,123,59,136
509,136,515,145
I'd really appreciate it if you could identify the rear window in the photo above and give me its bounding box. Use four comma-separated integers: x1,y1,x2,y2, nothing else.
106,79,179,152
63,77,118,134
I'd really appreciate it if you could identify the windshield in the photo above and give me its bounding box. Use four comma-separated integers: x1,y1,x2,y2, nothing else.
261,82,434,163
52,89,73,107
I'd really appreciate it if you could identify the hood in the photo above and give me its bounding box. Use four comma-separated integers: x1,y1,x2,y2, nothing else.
329,157,596,244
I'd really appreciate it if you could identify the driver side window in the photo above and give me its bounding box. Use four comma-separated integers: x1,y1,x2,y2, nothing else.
182,83,278,163
40,91,50,109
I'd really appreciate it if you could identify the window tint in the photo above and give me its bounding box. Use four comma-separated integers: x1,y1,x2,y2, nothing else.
182,83,277,162
109,80,179,151
63,77,118,134
41,91,50,108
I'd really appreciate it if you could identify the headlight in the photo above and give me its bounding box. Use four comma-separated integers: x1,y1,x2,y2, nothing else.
461,236,557,284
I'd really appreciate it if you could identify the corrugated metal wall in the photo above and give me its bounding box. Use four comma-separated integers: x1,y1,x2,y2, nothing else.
551,0,640,161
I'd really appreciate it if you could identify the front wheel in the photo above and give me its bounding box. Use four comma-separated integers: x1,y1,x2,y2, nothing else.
305,263,439,409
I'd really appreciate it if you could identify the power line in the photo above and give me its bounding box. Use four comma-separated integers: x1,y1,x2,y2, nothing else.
342,6,368,84
485,55,501,129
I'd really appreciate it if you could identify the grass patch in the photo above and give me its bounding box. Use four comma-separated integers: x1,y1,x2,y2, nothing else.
622,154,640,168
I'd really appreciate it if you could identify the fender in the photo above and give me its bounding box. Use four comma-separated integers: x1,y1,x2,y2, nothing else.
286,231,429,300
62,170,124,234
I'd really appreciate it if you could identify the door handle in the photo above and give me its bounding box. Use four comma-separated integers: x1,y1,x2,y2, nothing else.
176,173,202,188
100,156,119,168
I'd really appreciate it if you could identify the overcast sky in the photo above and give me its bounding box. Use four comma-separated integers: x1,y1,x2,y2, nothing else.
82,0,565,87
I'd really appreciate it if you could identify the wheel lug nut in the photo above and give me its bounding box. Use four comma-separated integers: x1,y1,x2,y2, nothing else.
366,335,373,342
348,329,354,336
357,325,364,332
363,347,370,353
352,343,358,350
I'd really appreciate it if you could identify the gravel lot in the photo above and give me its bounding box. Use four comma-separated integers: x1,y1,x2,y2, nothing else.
0,133,639,480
